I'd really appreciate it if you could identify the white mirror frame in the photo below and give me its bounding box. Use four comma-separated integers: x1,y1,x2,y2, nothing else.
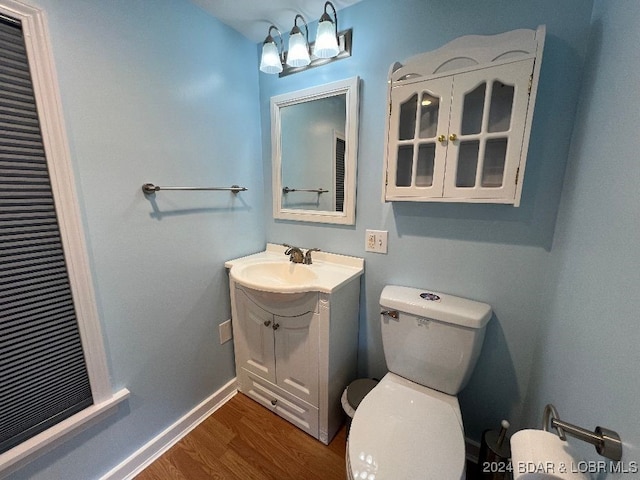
271,76,359,225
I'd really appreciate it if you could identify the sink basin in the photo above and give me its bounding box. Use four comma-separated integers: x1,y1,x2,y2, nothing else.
229,260,325,293
226,244,364,294
239,262,318,287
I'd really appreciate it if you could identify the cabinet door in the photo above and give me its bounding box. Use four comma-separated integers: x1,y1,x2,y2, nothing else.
443,59,534,200
234,289,276,383
274,311,319,406
386,77,452,198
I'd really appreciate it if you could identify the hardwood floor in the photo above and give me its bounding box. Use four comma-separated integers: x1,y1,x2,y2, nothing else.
135,392,482,480
135,393,348,480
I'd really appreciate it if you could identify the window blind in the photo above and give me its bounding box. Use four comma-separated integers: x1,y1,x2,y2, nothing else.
335,137,345,212
0,15,93,454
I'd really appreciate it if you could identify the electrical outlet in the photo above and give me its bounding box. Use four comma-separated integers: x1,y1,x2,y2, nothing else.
365,229,388,254
367,231,376,250
219,319,233,344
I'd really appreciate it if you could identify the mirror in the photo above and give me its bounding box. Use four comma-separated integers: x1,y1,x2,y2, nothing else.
271,77,359,224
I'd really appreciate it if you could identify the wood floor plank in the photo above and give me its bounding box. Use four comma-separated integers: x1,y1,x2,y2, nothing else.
135,392,347,480
174,434,235,478
136,454,190,480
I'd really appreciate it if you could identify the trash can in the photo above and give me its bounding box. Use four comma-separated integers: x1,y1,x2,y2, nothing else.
341,378,378,429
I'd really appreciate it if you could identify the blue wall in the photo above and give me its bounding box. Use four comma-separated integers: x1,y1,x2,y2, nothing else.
524,0,640,466
8,1,264,479
259,0,593,440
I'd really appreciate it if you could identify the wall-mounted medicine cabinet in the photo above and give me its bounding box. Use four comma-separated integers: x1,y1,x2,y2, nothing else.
383,26,545,206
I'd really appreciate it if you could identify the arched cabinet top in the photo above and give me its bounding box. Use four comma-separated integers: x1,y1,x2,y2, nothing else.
390,25,545,85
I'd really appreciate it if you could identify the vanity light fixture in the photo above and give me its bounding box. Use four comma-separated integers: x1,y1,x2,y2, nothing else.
258,1,353,77
314,2,340,58
259,25,284,74
287,14,311,67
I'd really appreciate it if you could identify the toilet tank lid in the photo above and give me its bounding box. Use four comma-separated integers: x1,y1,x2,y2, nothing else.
380,285,492,329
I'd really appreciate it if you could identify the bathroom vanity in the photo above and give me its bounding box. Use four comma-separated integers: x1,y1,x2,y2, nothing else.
225,244,364,444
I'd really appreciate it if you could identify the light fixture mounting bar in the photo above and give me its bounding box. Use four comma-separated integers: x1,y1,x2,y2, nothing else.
279,29,352,77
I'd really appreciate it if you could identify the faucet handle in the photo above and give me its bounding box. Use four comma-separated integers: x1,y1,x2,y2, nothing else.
283,244,304,263
283,243,294,255
304,248,321,264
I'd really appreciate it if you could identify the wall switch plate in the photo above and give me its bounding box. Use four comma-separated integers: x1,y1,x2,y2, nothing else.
365,229,388,254
219,319,233,344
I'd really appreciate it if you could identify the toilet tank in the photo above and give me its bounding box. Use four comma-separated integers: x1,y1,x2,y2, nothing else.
380,285,491,395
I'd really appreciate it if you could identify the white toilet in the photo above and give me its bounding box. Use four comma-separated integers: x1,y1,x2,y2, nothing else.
346,285,492,480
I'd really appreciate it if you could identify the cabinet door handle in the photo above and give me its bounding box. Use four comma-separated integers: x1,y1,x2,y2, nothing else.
270,399,277,406
263,320,271,327
272,323,280,330
449,133,458,141
437,134,446,143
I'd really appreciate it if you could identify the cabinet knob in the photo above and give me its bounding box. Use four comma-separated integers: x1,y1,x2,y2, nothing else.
263,320,271,327
437,134,446,143
271,399,277,406
449,133,458,141
272,323,280,331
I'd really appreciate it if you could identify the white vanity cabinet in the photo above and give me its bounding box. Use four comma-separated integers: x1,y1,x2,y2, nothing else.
226,245,364,445
233,287,320,408
384,26,545,206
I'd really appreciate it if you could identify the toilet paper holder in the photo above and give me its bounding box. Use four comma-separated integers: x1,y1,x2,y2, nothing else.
542,403,622,461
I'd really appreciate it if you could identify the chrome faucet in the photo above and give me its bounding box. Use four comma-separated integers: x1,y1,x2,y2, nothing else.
283,244,304,263
304,248,320,265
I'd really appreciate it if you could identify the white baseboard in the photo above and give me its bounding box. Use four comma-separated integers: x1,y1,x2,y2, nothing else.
100,378,237,480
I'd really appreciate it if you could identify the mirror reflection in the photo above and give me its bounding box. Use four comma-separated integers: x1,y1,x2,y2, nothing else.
280,94,346,212
271,77,359,225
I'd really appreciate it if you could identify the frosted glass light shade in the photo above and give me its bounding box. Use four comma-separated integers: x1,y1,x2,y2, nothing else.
260,41,283,74
314,20,339,58
287,32,310,67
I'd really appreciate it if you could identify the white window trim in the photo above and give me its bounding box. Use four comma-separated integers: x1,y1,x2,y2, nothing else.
0,0,128,474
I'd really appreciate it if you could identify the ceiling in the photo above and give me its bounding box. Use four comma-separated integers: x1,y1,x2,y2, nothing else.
192,0,362,43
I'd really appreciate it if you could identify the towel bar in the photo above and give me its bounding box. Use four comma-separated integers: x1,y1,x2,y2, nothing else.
142,183,247,194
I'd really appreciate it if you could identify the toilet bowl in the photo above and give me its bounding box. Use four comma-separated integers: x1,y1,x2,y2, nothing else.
346,285,491,480
347,373,466,480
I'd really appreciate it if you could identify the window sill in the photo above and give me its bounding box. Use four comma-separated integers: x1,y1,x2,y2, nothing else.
0,388,130,476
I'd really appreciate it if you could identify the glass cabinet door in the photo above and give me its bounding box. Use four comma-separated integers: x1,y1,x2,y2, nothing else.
443,59,534,199
386,77,452,198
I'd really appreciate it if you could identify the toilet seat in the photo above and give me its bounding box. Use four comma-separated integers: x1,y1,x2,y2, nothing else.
347,373,466,480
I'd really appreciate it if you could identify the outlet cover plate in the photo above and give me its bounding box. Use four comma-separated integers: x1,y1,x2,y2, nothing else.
219,319,233,344
365,229,388,254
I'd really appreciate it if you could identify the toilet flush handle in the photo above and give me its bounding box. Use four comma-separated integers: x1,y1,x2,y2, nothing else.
381,310,399,319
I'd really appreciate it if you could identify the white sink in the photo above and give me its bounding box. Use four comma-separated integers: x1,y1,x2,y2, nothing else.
236,262,318,288
225,244,364,294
